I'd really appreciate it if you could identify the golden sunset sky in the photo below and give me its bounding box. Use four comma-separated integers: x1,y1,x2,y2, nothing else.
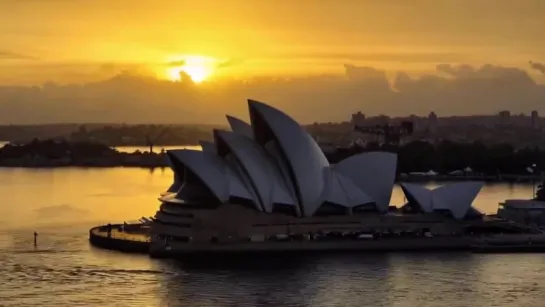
1,1,545,124
2,0,545,84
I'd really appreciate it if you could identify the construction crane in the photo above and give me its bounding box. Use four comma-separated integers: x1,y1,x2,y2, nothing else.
145,126,171,153
354,121,414,146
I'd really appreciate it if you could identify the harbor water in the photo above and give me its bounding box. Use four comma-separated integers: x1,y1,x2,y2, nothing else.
0,167,544,306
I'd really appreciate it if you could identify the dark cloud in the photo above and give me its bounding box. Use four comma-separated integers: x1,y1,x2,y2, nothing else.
165,58,242,68
217,58,244,68
98,63,119,74
0,50,37,60
529,61,545,75
270,51,468,63
96,63,150,76
0,63,544,125
436,64,536,88
166,60,185,67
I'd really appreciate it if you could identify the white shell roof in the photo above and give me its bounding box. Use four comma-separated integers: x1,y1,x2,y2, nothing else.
214,130,296,212
323,168,374,207
400,182,484,219
226,115,254,139
167,149,253,204
431,182,483,219
163,99,402,216
199,140,215,153
399,183,433,213
164,153,182,194
334,152,397,212
249,99,329,216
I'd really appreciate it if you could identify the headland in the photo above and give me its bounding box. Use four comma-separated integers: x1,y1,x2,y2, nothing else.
1,139,544,184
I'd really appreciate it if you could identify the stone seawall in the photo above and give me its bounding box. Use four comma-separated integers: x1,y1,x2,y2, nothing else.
149,237,474,258
89,225,150,254
89,224,545,257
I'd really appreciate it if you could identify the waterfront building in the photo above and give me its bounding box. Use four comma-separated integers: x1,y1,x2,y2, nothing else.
497,182,545,229
150,99,534,254
498,200,545,229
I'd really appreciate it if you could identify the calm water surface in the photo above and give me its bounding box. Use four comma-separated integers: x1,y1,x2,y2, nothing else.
0,167,543,307
0,141,201,153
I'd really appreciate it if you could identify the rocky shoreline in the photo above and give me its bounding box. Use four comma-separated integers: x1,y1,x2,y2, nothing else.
0,139,169,168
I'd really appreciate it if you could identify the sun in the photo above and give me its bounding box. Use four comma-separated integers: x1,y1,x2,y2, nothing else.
166,55,215,83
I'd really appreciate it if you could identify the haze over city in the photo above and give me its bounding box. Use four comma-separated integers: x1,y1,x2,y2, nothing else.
1,0,545,124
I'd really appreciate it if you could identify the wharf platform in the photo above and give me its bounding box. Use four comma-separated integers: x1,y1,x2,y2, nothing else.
148,237,470,258
89,224,545,256
89,224,150,254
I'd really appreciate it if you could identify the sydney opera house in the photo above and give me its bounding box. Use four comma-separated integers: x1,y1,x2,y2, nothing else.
149,99,532,254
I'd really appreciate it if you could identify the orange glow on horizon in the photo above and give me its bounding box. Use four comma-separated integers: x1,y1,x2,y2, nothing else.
166,55,216,83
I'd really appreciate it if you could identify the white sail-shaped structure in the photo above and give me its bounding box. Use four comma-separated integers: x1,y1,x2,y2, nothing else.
198,140,215,153
166,150,253,204
226,115,254,139
161,99,476,219
334,152,397,212
213,129,296,212
400,182,484,219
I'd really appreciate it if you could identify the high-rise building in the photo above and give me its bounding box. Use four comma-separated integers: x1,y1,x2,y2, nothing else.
531,110,539,129
350,111,366,126
498,110,511,126
428,111,438,132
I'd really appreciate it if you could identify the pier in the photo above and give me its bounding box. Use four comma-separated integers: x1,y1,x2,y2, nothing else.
88,223,545,257
89,224,150,254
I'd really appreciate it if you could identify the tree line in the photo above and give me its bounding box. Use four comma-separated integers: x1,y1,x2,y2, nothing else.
328,140,545,175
